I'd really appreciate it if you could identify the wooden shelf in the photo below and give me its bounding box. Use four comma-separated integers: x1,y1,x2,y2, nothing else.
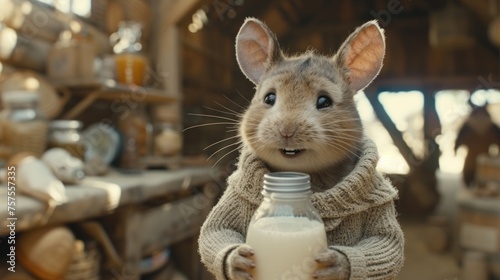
0,167,215,235
0,167,219,277
54,79,177,119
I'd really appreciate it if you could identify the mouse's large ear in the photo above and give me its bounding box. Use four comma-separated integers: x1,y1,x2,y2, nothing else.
335,20,385,93
236,18,282,84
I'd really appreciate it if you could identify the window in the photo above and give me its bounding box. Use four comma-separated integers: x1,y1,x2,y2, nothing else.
35,0,91,17
435,90,470,173
355,92,411,174
357,89,500,175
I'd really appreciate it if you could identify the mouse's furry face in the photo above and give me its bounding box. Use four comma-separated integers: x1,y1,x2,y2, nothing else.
240,54,362,172
236,18,385,172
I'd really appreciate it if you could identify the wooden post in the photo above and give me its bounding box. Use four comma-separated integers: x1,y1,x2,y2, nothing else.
149,0,200,157
101,206,142,279
423,91,441,172
364,89,416,167
365,88,441,215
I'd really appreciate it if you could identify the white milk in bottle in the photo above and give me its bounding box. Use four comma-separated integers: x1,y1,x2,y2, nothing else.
246,172,327,280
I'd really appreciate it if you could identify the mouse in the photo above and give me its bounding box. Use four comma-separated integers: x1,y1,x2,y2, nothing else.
198,18,404,280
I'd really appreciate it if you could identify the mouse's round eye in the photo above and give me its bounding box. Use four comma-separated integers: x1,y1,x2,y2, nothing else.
264,92,276,106
316,96,333,109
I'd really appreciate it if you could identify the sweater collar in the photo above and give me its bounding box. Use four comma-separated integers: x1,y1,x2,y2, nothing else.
227,136,398,218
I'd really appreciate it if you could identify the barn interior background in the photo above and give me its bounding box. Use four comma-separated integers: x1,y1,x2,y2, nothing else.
0,0,500,279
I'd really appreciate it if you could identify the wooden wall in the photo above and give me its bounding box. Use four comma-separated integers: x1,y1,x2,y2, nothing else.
181,18,252,170
178,0,500,173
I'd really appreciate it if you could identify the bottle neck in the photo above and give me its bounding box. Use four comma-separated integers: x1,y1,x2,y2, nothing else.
262,190,312,202
262,171,311,197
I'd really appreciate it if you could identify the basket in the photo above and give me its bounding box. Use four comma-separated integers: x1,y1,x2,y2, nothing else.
64,240,102,280
0,71,69,119
476,155,500,185
0,119,48,158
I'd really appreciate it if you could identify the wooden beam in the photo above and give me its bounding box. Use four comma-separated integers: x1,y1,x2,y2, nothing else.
364,90,417,167
151,0,201,95
371,75,494,92
460,0,492,25
423,91,441,171
282,17,429,45
423,91,441,139
182,38,238,71
276,4,296,26
205,0,279,37
155,0,201,26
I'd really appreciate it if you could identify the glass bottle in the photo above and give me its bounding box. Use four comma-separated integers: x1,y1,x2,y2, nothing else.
47,120,86,160
153,123,182,156
117,104,151,171
111,21,147,86
47,20,96,82
0,91,47,163
246,172,327,280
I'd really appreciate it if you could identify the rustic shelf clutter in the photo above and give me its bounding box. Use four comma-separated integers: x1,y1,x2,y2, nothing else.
0,0,182,172
0,1,190,279
457,152,500,280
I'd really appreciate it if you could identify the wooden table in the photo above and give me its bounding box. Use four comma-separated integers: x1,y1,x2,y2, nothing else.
0,167,221,279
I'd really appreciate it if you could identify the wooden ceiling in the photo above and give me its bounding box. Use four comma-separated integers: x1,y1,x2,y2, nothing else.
179,0,500,91
184,0,444,35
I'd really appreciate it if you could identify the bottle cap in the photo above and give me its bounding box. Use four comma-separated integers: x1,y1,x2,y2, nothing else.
263,172,310,193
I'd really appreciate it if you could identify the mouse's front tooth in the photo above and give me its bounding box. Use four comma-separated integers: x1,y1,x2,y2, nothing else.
282,148,302,155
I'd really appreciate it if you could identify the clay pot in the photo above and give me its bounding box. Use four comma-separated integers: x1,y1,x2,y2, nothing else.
18,226,75,279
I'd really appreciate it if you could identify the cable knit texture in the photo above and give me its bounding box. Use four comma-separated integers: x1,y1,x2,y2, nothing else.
199,136,404,279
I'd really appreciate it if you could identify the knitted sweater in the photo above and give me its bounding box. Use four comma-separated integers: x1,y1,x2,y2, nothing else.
198,136,404,280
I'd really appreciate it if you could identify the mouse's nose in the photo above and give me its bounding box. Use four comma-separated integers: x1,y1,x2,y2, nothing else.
279,127,296,138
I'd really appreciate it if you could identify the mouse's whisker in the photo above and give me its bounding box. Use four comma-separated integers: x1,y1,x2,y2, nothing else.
325,129,363,137
188,113,239,123
241,133,259,141
208,141,243,161
204,135,241,151
323,128,364,134
235,89,251,103
328,142,361,160
224,94,248,110
183,122,238,132
330,134,363,147
327,118,363,125
327,119,359,127
326,138,362,159
203,105,241,117
320,133,361,145
326,132,362,139
211,144,242,168
329,133,363,142
326,122,362,128
326,126,363,130
215,101,243,115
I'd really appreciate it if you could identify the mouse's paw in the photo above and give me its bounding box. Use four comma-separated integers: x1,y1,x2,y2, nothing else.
226,244,255,280
313,248,350,280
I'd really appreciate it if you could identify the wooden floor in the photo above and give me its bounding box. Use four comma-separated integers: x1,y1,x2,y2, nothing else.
398,171,463,280
398,220,460,280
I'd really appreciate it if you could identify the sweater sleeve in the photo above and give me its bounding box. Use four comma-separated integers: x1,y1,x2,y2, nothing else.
331,201,404,280
198,186,253,280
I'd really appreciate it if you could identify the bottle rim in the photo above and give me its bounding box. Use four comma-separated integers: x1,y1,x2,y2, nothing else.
263,172,310,193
